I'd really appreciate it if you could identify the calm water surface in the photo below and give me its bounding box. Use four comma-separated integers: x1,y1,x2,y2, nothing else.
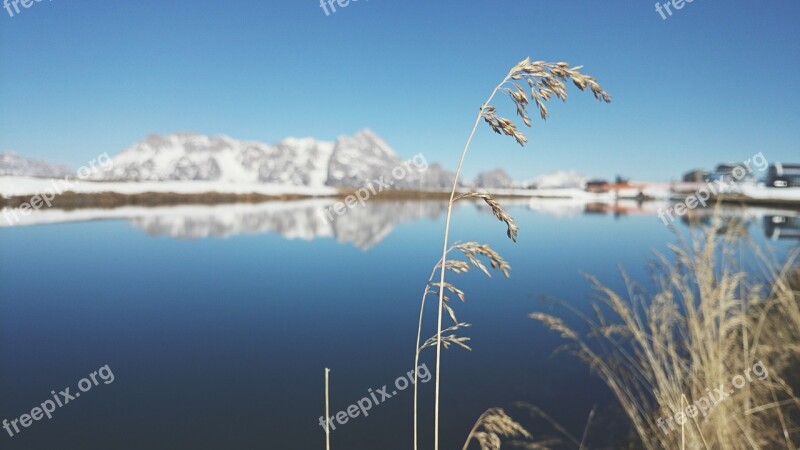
1,200,797,449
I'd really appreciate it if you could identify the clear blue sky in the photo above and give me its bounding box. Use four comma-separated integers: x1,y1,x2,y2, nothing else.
1,0,798,181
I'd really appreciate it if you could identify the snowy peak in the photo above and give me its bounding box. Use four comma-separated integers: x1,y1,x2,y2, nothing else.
0,152,73,178
349,128,394,154
23,129,457,190
475,168,514,189
97,132,335,186
265,137,335,186
98,130,411,188
326,128,403,187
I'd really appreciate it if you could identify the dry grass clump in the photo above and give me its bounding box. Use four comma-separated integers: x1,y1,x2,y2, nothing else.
530,221,800,449
462,408,534,450
755,252,800,355
461,404,599,450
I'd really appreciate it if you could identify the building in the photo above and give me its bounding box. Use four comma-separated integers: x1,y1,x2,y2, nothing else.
767,163,800,188
585,179,610,193
682,169,709,183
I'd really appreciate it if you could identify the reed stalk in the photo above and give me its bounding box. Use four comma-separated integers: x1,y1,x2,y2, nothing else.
325,368,331,450
424,58,611,450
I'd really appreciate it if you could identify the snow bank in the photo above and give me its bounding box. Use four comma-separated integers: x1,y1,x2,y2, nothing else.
0,176,338,198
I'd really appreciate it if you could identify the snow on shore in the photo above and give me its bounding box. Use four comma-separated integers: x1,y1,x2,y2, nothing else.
0,176,339,198
3,176,799,206
736,184,800,202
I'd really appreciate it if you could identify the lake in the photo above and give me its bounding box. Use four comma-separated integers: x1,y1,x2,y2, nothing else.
1,199,797,449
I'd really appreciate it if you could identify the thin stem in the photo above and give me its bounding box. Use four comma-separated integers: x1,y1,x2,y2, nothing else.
434,75,509,450
413,293,432,447
325,368,331,450
414,260,442,450
414,291,425,450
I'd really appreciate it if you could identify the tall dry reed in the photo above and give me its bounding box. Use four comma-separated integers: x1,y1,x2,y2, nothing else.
413,57,611,450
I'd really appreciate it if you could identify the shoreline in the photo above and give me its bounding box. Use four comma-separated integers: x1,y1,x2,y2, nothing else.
0,189,541,210
1,189,800,211
2,176,800,211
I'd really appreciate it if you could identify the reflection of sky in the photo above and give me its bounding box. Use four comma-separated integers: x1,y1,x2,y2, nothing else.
2,198,798,248
0,202,797,449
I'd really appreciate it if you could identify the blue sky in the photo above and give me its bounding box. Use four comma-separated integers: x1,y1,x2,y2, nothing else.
1,0,798,181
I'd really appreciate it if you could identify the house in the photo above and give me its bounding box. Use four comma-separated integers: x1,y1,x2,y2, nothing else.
767,163,800,188
682,169,709,183
585,179,610,193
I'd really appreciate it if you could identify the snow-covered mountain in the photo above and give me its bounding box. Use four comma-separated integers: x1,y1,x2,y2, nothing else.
96,133,335,186
525,170,588,189
326,130,457,189
7,130,601,193
94,129,457,190
0,152,72,178
475,168,514,189
326,130,397,187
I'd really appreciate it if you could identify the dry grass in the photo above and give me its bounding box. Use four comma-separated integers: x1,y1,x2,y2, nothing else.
456,193,519,242
413,240,514,447
481,59,611,146
462,408,534,450
321,56,611,450
460,403,604,450
530,221,800,449
420,57,610,450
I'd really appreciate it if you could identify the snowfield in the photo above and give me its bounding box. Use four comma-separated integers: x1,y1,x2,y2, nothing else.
0,176,339,198
736,184,800,202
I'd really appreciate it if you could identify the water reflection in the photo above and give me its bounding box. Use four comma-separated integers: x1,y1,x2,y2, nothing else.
2,198,798,246
764,215,800,240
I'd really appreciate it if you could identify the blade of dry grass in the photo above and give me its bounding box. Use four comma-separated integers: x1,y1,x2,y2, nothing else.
431,57,610,450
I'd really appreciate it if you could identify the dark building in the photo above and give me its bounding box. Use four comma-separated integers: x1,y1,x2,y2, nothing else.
682,169,709,183
767,163,800,188
585,179,609,193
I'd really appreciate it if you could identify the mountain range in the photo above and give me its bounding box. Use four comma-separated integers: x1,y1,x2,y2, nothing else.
0,129,587,190
0,152,73,178
90,129,462,189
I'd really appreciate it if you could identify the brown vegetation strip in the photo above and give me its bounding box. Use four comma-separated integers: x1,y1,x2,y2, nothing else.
0,191,317,210
0,189,539,210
